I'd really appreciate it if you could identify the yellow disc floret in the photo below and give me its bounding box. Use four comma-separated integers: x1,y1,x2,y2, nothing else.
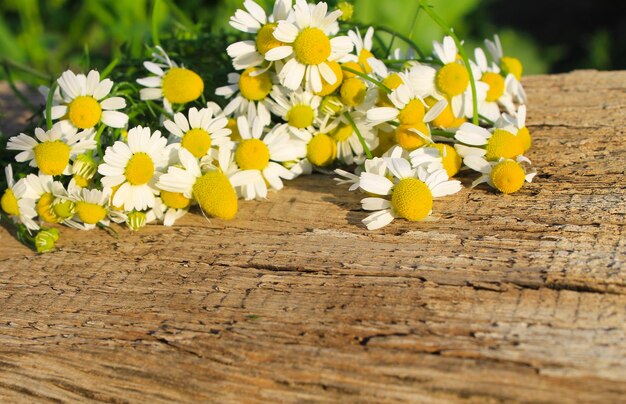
331,123,353,142
517,126,532,152
293,27,331,65
239,67,273,101
481,72,505,102
76,202,107,224
315,61,343,96
161,191,191,210
395,122,430,151
340,77,366,107
358,49,375,73
162,67,204,104
307,133,336,166
287,104,315,129
235,139,270,170
182,128,212,158
501,57,523,80
192,171,238,220
1,188,19,216
490,159,525,194
433,143,462,177
436,62,469,98
36,193,58,223
125,152,155,185
34,141,71,176
256,23,283,55
391,178,433,221
377,73,403,107
337,1,354,21
68,96,102,129
485,129,524,161
398,99,426,125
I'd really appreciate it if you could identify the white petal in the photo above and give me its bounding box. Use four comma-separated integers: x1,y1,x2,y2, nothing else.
361,197,391,211
359,173,393,196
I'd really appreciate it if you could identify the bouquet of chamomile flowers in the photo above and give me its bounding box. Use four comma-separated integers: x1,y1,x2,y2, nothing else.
0,0,536,252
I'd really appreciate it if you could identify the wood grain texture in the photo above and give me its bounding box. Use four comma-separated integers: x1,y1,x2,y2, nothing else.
0,70,625,403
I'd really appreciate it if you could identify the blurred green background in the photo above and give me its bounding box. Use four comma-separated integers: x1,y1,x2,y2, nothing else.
0,0,624,85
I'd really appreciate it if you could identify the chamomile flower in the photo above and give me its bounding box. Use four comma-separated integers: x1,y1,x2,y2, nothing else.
268,0,354,93
454,122,524,161
70,186,126,230
23,173,70,224
163,107,232,158
287,123,337,176
410,143,462,177
231,115,305,200
226,0,293,70
473,47,515,119
47,70,128,135
344,27,377,73
269,88,321,138
496,104,532,152
7,125,97,176
464,155,536,194
156,148,240,220
484,35,527,104
151,194,190,227
98,126,169,211
137,46,204,113
215,67,276,125
358,157,462,230
1,165,39,232
327,112,378,165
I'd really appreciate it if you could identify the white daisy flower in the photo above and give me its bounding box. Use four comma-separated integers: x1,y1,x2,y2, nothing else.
409,143,462,177
98,126,169,211
226,0,293,70
343,27,377,73
358,157,462,230
454,122,524,161
69,186,126,230
268,0,354,92
1,165,39,232
23,173,74,225
484,35,527,104
136,46,204,113
269,88,321,138
473,47,516,120
230,115,305,200
215,67,276,126
157,148,243,220
7,124,97,176
464,154,536,194
495,104,532,152
163,107,232,158
46,70,128,135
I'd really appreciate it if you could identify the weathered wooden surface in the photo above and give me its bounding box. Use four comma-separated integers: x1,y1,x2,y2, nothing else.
0,70,625,402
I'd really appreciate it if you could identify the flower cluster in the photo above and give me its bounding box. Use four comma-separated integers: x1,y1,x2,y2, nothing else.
1,0,537,251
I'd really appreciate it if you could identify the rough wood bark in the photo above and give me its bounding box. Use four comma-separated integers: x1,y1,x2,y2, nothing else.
0,70,625,403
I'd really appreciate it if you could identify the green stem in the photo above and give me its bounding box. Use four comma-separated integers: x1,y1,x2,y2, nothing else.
418,1,479,125
100,58,119,79
341,65,391,94
478,114,494,125
95,125,106,157
46,82,56,130
431,129,455,138
373,26,425,58
151,0,162,47
343,111,372,160
1,58,52,81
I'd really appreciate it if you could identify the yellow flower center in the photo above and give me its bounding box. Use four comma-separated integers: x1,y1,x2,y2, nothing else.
391,178,433,221
398,99,426,125
34,141,71,176
1,189,19,216
192,171,238,220
36,193,59,223
52,199,75,219
490,159,525,194
162,67,204,104
485,129,524,161
76,201,107,224
433,143,462,177
307,133,336,166
182,128,212,158
377,73,403,107
358,49,375,73
425,96,465,129
341,61,365,79
161,190,191,209
235,139,270,170
340,77,366,107
293,27,331,65
287,104,315,129
395,122,430,151
436,62,469,98
68,96,102,129
315,61,343,96
501,56,523,80
227,118,241,141
331,123,353,142
124,152,155,185
517,126,532,152
73,174,90,188
239,67,273,101
337,1,354,21
481,72,505,102
256,23,283,55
